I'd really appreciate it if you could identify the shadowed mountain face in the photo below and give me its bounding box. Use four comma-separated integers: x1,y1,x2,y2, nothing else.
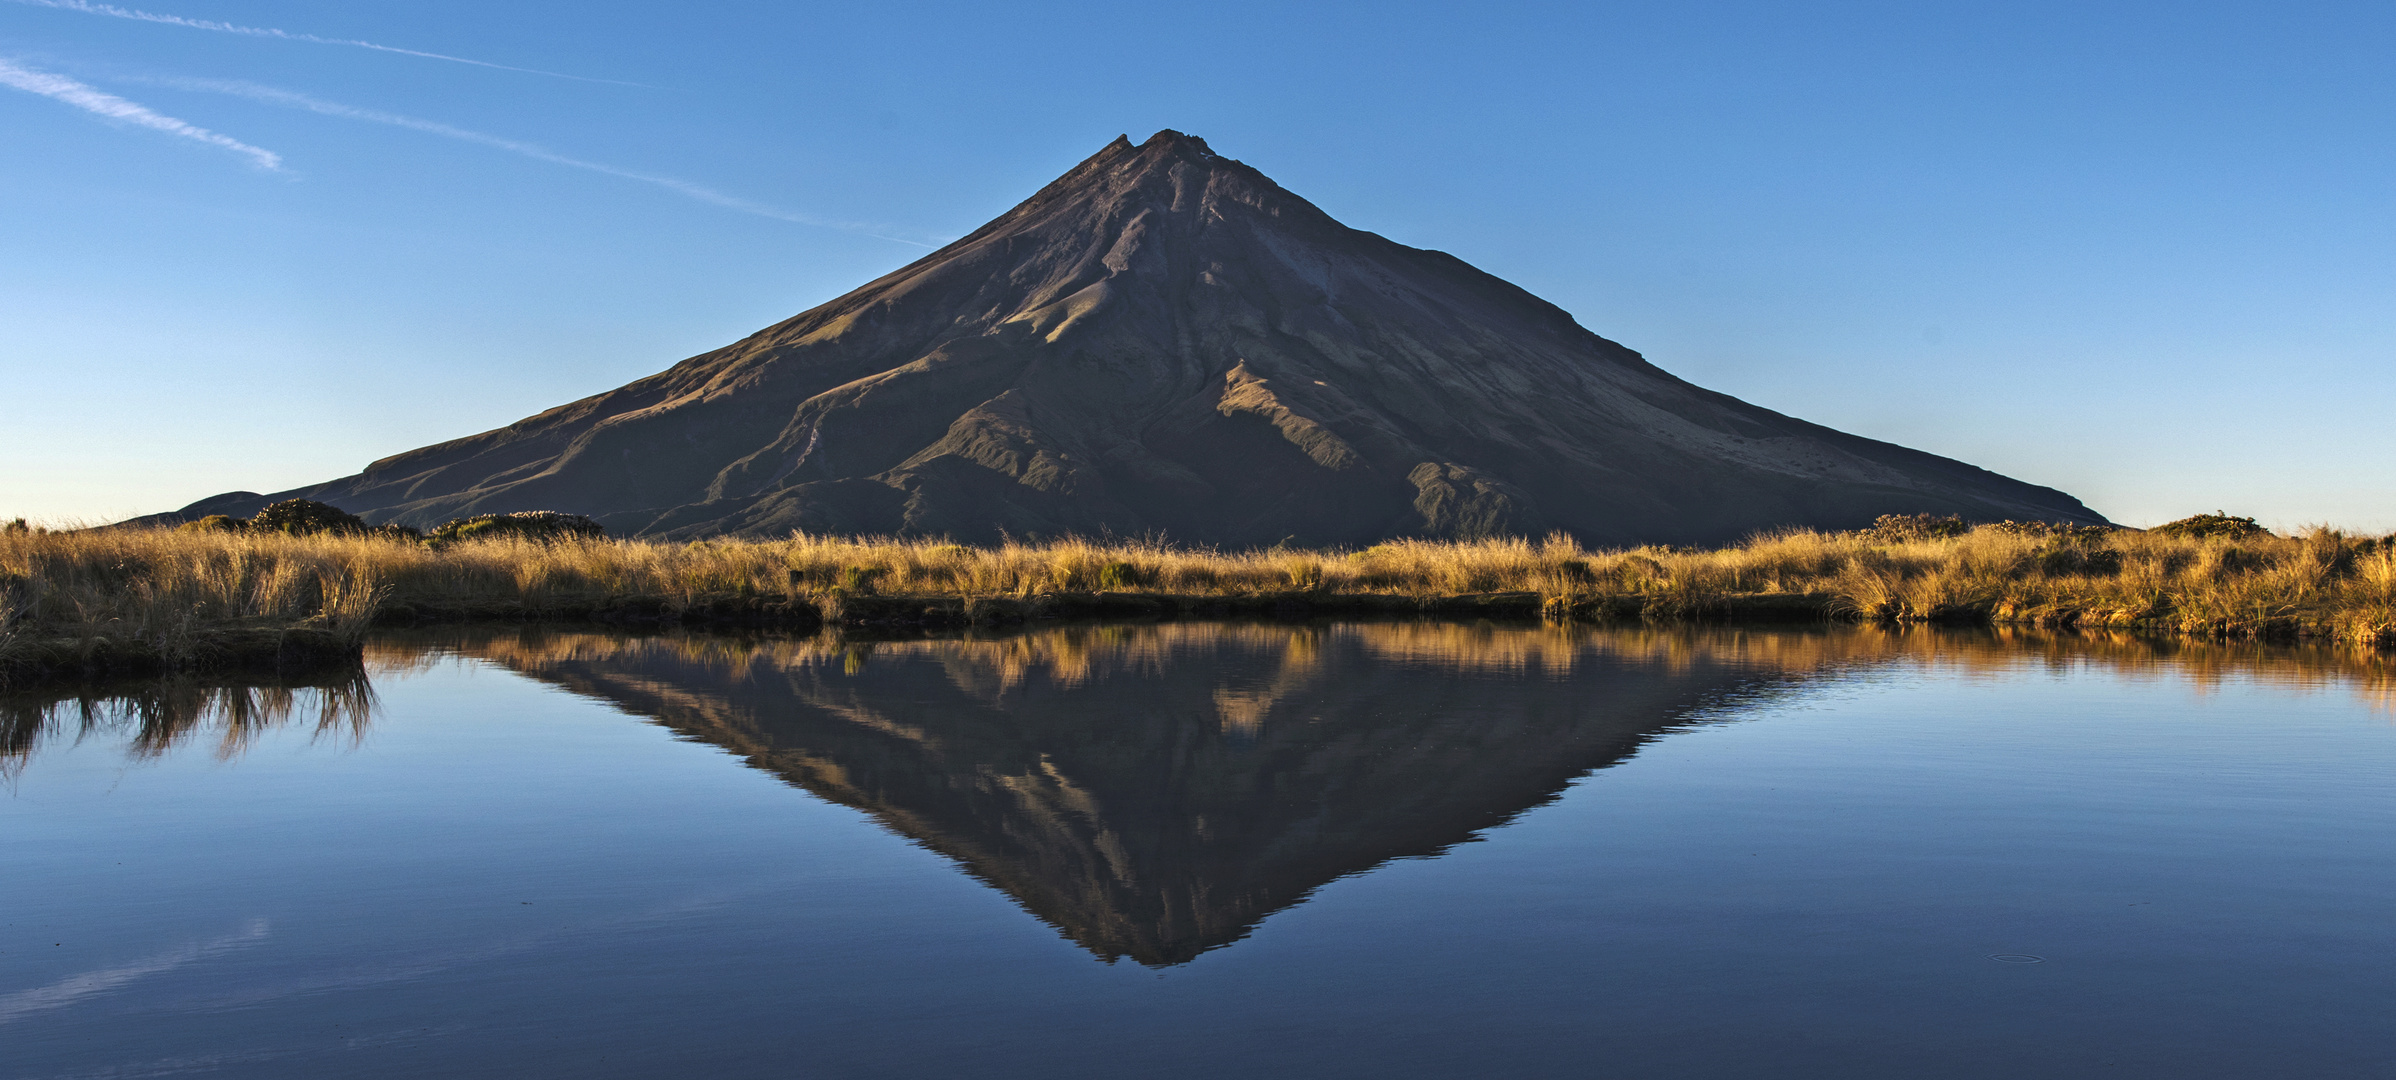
418,622,1851,966
164,131,2103,544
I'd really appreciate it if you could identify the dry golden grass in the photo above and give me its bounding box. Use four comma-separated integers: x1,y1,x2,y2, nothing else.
5,522,2394,672
1,525,386,673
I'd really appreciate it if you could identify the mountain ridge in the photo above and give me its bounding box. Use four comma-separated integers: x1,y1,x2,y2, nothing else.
145,130,2105,544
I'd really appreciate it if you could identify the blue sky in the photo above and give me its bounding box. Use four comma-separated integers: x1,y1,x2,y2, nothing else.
2,0,2389,531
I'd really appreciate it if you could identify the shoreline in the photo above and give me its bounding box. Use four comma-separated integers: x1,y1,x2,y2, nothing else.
10,585,2386,689
8,523,2393,689
1,627,362,685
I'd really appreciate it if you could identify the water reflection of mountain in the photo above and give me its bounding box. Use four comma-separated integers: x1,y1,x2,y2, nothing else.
15,625,2387,964
426,623,1833,966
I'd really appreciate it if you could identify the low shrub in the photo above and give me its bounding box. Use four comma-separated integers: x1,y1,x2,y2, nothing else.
2154,512,2269,540
178,514,249,534
250,499,367,536
1865,514,1969,544
430,511,606,545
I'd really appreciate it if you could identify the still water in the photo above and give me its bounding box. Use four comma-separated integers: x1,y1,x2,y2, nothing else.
5,622,2394,1078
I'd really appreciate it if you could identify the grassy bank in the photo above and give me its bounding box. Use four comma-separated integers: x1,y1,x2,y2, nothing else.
5,519,2393,684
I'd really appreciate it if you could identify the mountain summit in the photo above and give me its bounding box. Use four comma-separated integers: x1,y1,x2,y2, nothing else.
166,130,2102,543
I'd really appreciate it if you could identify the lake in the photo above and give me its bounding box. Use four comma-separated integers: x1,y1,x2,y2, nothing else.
5,622,2393,1078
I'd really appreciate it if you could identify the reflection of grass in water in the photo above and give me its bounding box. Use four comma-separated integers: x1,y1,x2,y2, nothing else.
31,621,2386,774
9,522,2396,667
393,621,2396,716
0,674,376,779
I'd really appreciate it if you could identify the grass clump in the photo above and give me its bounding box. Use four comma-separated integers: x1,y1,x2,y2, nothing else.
1,524,390,686
837,566,890,594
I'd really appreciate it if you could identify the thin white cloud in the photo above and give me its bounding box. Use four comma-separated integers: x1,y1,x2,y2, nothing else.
0,58,279,169
0,919,270,1025
156,76,933,246
6,0,645,86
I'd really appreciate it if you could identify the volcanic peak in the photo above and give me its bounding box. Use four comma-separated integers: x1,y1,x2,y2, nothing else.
149,130,2104,544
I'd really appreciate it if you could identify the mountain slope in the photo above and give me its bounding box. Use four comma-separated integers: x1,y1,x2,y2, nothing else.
159,130,2104,544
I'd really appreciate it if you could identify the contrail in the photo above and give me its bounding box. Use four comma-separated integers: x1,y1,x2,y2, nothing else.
5,0,645,86
0,58,279,169
157,76,933,246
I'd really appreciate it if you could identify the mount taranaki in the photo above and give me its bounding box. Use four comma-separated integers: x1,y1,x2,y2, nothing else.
163,131,2103,544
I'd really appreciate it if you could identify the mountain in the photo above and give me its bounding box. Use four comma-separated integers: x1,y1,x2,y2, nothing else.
155,130,2104,545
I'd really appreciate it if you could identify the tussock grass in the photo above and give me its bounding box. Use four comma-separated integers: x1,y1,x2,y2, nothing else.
5,521,2394,682
1,525,388,682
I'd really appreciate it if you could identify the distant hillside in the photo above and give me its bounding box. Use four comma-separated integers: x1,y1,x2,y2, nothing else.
147,130,2104,544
